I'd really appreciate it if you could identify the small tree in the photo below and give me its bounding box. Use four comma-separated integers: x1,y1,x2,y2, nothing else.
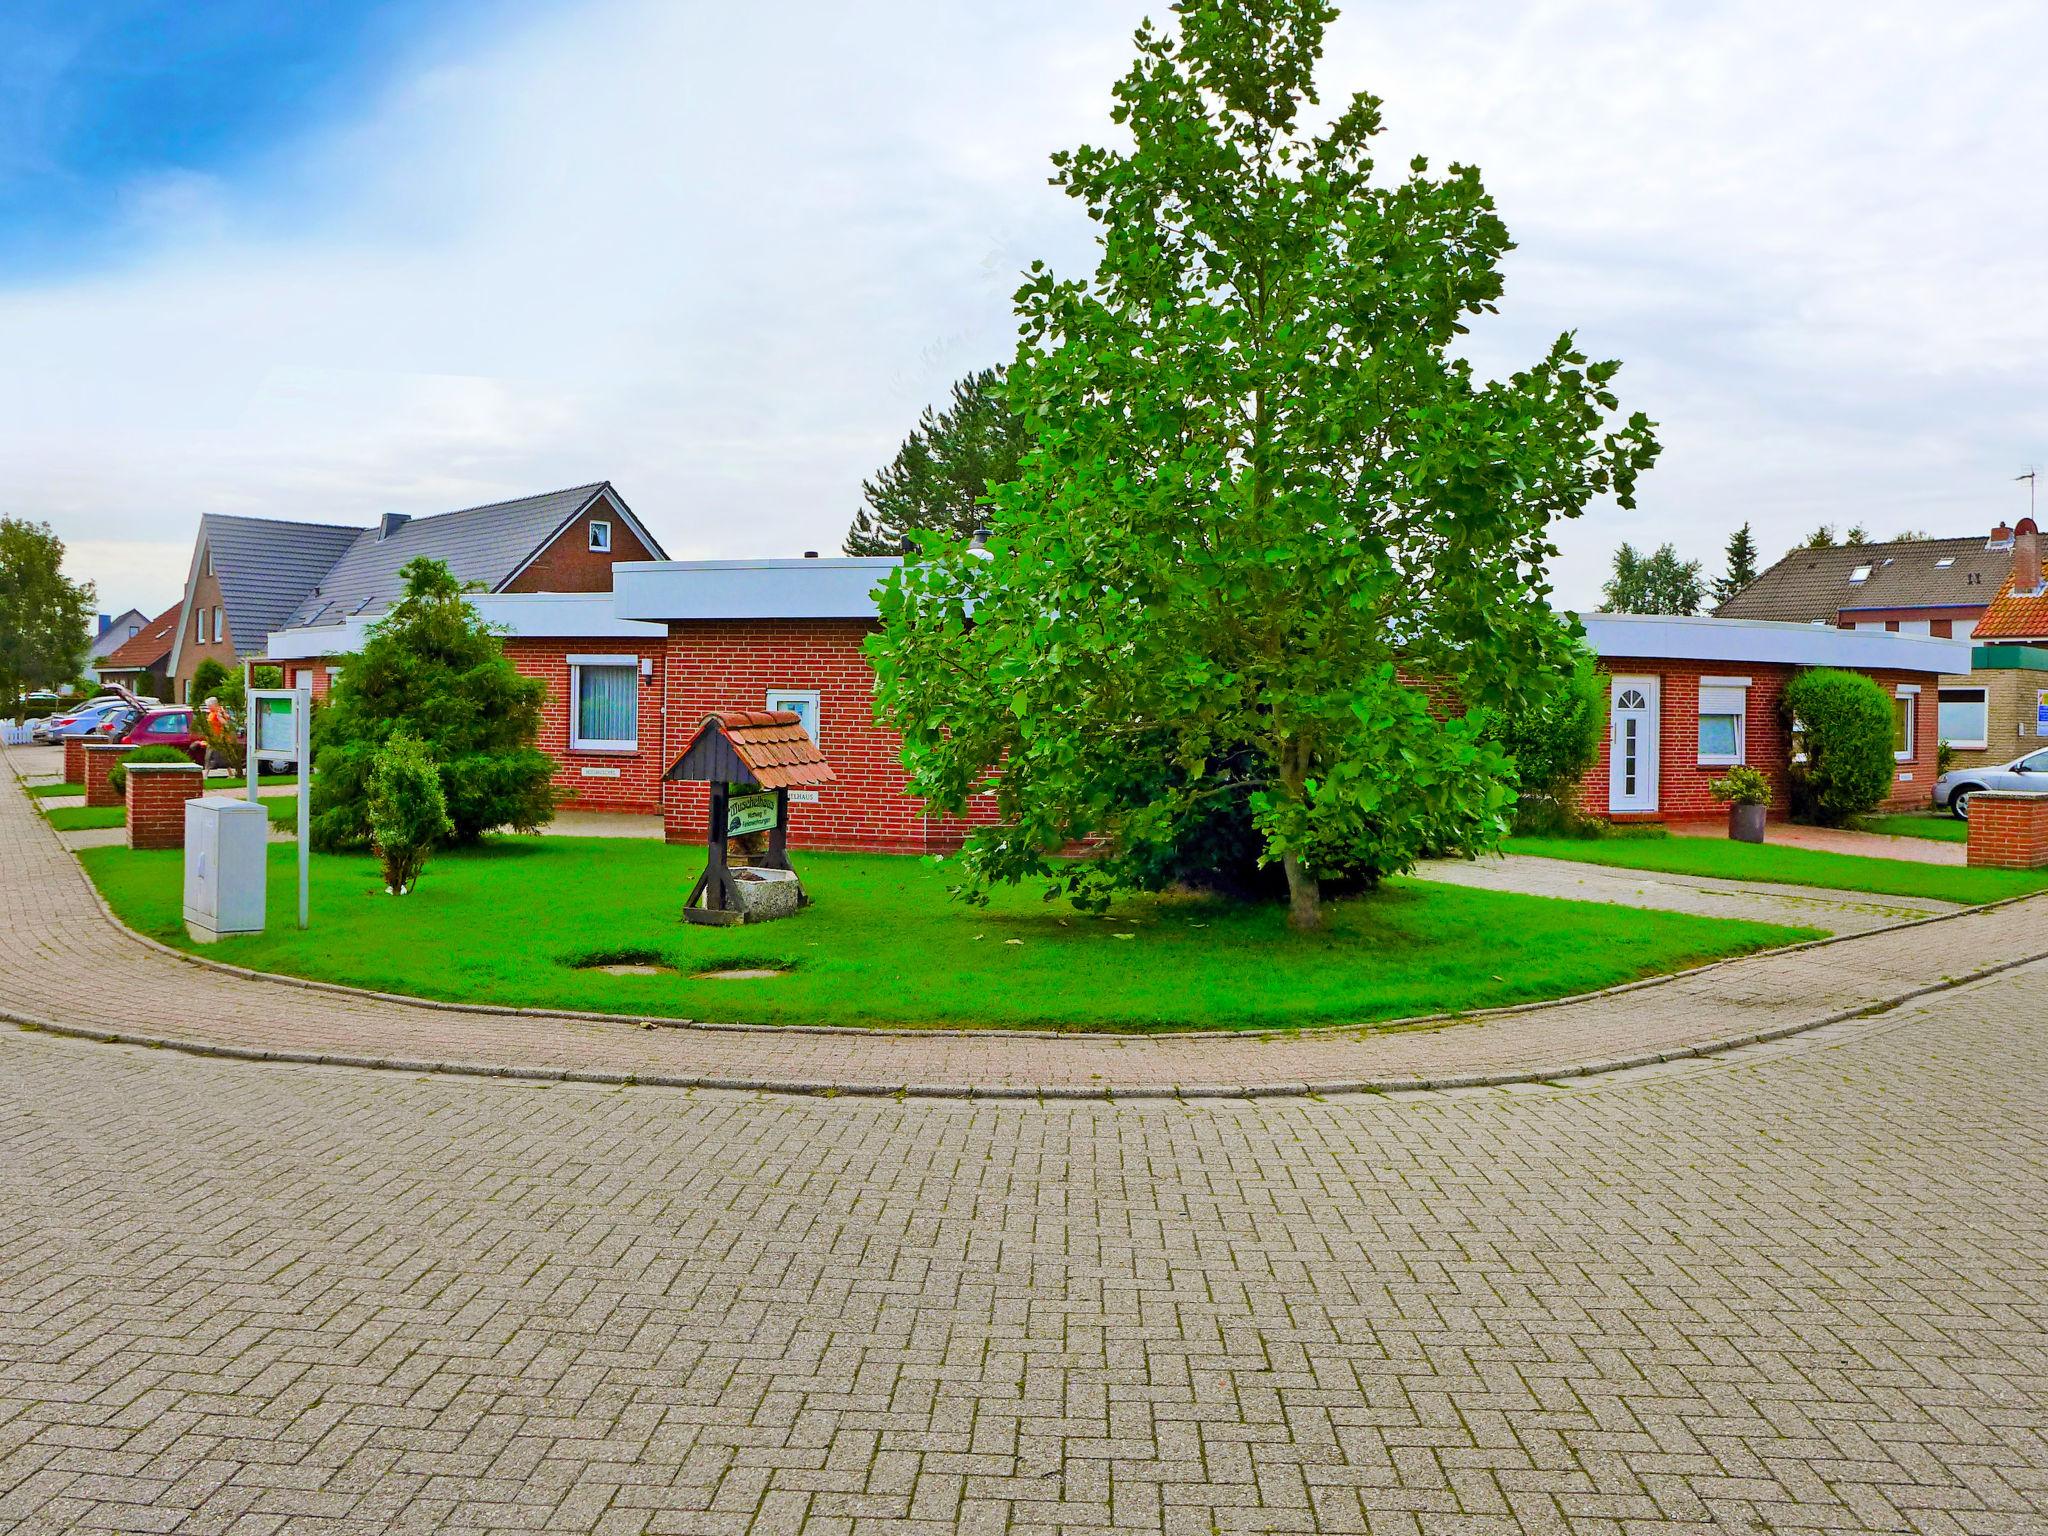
1711,523,1758,607
310,557,555,849
0,518,95,708
367,733,453,894
871,0,1658,930
845,368,1031,555
1602,542,1704,615
1782,668,1894,826
1800,525,1837,549
1487,649,1605,829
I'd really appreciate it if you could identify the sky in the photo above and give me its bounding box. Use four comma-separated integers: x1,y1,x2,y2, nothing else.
3,0,2046,621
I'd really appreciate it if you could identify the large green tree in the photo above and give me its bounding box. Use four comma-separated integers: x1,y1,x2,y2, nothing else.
1711,522,1758,606
845,368,1031,555
1602,541,1704,615
0,518,94,707
310,557,555,849
870,0,1658,930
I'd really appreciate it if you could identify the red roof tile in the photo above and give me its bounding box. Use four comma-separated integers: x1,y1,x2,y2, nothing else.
1974,557,2048,640
98,602,181,671
671,710,837,789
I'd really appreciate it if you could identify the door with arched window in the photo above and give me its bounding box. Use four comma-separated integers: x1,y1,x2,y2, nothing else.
1608,676,1661,814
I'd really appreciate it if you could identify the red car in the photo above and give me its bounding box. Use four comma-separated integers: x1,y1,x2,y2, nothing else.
95,705,211,765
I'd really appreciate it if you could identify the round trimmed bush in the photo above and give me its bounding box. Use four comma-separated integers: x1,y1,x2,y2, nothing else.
1781,668,1894,826
107,743,194,796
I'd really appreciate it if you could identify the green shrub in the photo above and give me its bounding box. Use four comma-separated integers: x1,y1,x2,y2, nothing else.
107,743,194,796
1709,764,1771,806
1782,669,1894,826
1488,649,1606,832
367,733,453,895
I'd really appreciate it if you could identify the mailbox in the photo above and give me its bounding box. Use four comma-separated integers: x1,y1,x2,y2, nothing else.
183,795,269,941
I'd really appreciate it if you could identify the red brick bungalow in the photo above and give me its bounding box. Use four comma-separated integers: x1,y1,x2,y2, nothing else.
1575,613,1971,821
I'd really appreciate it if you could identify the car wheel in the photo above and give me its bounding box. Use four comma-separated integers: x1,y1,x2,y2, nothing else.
1950,786,1982,821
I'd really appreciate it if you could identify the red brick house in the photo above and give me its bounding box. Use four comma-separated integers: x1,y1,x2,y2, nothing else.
1576,614,1971,821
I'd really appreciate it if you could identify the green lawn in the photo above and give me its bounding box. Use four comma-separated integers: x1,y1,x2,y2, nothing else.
46,795,299,833
77,835,1819,1032
1507,834,2046,905
1852,812,1969,844
23,773,295,799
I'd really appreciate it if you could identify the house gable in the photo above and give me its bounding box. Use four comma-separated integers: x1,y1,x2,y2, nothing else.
498,486,663,593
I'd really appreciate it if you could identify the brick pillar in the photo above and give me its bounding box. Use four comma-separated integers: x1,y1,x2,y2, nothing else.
62,735,88,785
82,742,140,808
1967,791,2048,870
125,763,206,850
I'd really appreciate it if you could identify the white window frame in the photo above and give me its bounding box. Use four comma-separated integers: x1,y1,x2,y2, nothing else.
587,519,612,553
567,653,640,752
767,688,822,744
212,605,223,643
196,608,209,644
1893,684,1918,762
1696,675,1749,767
1936,686,1989,751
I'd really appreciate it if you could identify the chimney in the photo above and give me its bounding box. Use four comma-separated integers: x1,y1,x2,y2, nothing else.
2014,517,2046,598
802,550,819,559
95,612,110,635
1989,521,2014,550
378,512,411,541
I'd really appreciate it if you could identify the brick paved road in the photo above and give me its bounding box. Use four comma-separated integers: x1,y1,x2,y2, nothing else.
3,965,2045,1534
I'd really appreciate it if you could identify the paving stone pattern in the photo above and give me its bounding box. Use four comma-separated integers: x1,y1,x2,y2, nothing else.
1,965,2046,1533
5,740,2048,1094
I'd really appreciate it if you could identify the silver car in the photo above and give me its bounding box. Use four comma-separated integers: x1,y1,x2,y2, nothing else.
1934,747,2048,819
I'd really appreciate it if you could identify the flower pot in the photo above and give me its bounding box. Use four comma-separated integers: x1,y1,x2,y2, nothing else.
1728,802,1767,844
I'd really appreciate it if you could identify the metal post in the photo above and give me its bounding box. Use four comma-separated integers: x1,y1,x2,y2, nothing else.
244,686,258,804
296,683,311,930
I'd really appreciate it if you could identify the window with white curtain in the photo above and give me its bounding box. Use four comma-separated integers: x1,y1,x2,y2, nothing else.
1696,681,1747,766
570,657,639,750
1937,688,1988,750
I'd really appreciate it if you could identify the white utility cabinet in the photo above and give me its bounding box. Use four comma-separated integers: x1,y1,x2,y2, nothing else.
184,795,269,941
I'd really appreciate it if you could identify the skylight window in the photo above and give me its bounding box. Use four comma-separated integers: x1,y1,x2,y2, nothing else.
1848,564,1873,583
1935,556,1956,567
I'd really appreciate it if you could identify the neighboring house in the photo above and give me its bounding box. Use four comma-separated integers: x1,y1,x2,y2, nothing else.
1715,526,2021,638
93,604,181,695
165,514,364,703
1945,518,2048,768
86,609,150,679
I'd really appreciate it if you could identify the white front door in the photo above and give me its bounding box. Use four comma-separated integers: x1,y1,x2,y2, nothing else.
1609,676,1660,814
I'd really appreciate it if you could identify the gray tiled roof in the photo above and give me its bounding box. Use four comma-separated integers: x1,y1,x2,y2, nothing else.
202,514,367,660
281,483,619,629
1716,535,2012,623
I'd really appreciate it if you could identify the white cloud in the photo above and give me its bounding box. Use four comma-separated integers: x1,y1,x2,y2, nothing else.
4,0,2045,616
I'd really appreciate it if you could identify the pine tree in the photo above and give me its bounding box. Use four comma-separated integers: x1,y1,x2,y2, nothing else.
845,368,1031,555
1712,522,1759,607
1602,542,1704,615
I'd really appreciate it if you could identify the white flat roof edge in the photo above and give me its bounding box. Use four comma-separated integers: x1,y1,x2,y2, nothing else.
1578,612,1974,671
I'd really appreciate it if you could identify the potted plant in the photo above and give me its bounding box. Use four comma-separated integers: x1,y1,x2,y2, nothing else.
1710,764,1772,843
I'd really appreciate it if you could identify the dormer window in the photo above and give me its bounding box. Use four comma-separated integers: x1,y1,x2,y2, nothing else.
1848,564,1873,583
588,519,612,553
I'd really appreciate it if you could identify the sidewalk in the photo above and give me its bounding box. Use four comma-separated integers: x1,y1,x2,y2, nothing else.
6,739,2045,1097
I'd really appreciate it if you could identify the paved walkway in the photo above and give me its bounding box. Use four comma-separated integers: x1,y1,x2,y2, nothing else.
1,957,2044,1533
6,741,2048,1096
1412,852,1960,934
1668,816,1966,865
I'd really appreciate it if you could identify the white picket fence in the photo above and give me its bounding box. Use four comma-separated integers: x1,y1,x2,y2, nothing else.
0,722,35,746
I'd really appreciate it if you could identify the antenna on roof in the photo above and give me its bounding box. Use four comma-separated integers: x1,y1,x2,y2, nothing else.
2020,467,2038,522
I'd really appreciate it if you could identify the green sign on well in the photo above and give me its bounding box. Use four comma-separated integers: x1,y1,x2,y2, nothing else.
726,791,779,838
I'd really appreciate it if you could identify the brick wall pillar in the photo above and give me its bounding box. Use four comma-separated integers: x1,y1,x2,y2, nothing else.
1966,791,2048,871
125,763,206,850
62,735,88,785
82,742,139,807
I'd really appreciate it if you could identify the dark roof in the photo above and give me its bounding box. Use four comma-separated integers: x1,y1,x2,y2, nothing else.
1716,535,2015,623
201,513,366,659
98,602,181,671
281,483,637,628
665,710,836,790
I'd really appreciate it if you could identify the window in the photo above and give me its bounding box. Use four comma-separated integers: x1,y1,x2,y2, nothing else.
2022,751,2048,773
568,655,638,750
1935,556,1956,568
212,606,223,643
148,712,190,737
1848,564,1873,583
1937,688,1989,750
1892,691,1916,761
767,688,821,744
1696,681,1747,765
588,519,611,553
196,608,209,644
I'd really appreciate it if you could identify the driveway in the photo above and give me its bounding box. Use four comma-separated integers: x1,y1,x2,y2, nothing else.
1,959,2044,1533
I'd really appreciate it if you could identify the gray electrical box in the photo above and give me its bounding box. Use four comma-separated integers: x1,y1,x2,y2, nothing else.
184,795,269,941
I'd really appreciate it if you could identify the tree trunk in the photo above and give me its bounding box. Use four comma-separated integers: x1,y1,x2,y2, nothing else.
1282,851,1322,932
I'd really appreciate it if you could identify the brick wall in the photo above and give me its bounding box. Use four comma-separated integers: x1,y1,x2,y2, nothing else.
1582,661,1943,821
500,503,658,593
1966,791,2048,869
61,735,88,786
171,556,236,704
82,743,139,807
504,637,669,815
125,763,205,850
282,662,340,700
656,620,994,853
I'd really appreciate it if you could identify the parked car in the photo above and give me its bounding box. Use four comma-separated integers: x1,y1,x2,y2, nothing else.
94,705,210,765
45,701,132,740
1933,748,2048,819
